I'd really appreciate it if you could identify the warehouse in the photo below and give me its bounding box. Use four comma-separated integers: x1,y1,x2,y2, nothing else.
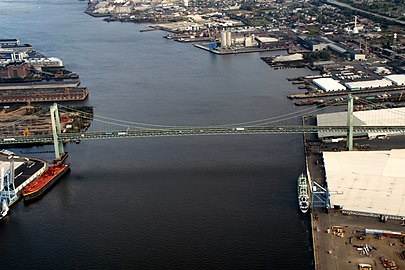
385,74,405,86
345,79,392,90
272,53,303,62
312,77,346,92
327,43,347,57
316,107,405,140
323,149,405,219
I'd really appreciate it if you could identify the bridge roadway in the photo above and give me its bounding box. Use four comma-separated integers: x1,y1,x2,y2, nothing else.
1,125,405,145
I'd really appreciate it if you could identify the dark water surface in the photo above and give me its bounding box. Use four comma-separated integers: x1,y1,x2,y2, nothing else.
0,1,317,269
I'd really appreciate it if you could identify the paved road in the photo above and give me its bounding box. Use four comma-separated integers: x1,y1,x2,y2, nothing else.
325,0,405,26
14,159,45,188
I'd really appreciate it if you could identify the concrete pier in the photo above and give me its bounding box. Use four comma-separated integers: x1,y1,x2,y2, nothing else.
303,116,405,270
194,43,286,55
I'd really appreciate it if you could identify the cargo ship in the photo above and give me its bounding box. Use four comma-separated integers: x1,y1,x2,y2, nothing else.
22,162,69,202
298,173,309,214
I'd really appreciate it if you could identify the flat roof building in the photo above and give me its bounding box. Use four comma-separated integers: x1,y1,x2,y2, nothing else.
255,37,278,43
313,78,346,92
345,79,392,91
272,53,303,62
327,43,347,56
385,74,405,86
316,107,405,140
324,149,405,219
297,36,328,52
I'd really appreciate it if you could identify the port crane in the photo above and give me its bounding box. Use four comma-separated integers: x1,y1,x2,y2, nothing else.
0,158,17,211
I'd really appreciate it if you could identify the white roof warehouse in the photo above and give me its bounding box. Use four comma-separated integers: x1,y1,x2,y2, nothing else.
324,149,405,219
385,74,405,86
345,79,392,91
312,77,346,92
316,107,405,140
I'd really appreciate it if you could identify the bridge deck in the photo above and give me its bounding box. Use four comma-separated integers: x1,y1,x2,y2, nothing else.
1,125,405,145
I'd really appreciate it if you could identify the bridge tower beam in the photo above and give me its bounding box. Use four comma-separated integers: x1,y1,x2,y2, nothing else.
347,94,354,151
50,103,64,161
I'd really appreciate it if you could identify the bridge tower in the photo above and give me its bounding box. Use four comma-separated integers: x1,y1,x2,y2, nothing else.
0,160,18,206
50,103,65,161
346,94,354,151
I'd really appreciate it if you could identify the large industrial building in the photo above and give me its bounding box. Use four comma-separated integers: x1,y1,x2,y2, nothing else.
312,77,346,92
345,79,392,91
316,107,405,140
312,75,405,92
385,74,405,86
323,149,405,219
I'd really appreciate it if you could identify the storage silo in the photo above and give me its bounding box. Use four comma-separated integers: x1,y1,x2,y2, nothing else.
221,31,227,47
226,31,232,47
245,37,252,47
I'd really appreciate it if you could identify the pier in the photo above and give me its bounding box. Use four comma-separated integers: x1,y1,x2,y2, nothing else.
303,109,405,269
0,154,47,208
194,44,286,55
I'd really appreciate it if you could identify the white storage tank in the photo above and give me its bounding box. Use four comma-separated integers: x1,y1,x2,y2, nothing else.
221,31,227,47
226,31,232,47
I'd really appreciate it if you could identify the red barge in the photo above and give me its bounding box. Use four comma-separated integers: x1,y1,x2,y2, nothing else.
22,162,70,202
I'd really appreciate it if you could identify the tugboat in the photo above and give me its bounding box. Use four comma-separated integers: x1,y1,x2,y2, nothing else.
298,173,309,214
0,199,9,219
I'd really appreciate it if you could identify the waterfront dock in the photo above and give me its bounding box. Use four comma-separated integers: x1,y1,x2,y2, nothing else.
0,153,48,207
303,115,405,270
0,87,88,103
194,43,286,55
0,38,90,104
288,85,405,100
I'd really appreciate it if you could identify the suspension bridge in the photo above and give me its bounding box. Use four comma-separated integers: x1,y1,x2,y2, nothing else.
1,95,405,213
0,95,405,161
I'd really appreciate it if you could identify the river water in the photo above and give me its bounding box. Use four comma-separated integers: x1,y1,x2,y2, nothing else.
0,1,317,269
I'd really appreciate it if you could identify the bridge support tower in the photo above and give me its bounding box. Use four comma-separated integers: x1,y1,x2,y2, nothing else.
347,94,354,151
50,103,65,161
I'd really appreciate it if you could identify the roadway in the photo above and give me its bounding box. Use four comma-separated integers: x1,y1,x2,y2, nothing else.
324,0,405,26
1,125,405,145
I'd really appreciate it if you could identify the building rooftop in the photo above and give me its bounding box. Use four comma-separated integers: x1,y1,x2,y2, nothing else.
385,74,405,85
345,79,392,90
313,77,346,92
316,107,405,139
324,149,405,218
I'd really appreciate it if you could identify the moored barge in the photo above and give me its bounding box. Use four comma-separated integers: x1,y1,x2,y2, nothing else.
22,162,69,202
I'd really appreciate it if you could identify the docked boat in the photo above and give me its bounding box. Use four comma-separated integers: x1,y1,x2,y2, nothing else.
0,199,9,219
22,162,70,202
298,173,309,214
